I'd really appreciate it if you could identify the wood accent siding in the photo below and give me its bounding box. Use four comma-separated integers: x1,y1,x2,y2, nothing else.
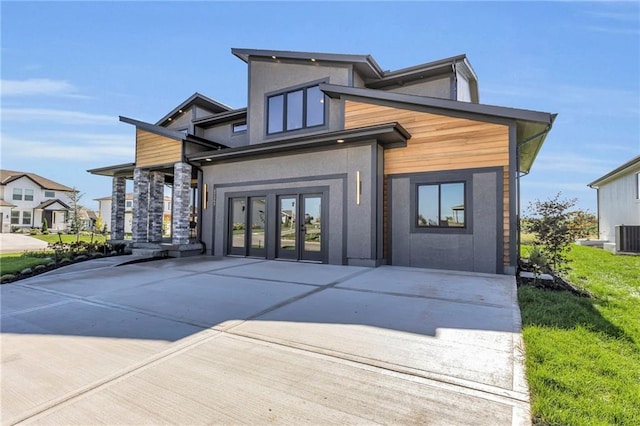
344,101,512,266
135,129,182,167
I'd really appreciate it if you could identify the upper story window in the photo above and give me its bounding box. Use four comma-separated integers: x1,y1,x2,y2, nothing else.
417,182,465,228
267,84,325,135
24,189,34,201
12,188,22,201
44,190,55,198
233,122,247,133
125,200,133,208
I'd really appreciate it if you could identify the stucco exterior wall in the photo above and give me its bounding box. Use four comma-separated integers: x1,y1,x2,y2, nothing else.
597,168,640,242
386,76,452,99
247,58,350,145
389,168,502,274
3,177,74,230
202,122,249,148
456,71,472,102
201,142,380,266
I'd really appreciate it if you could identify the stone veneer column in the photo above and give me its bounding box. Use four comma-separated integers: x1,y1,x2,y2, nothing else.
172,162,192,245
148,171,165,242
132,168,150,243
110,176,126,240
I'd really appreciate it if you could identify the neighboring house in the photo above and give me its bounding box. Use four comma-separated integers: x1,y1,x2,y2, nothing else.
89,48,555,274
96,193,172,235
588,155,640,253
0,170,75,233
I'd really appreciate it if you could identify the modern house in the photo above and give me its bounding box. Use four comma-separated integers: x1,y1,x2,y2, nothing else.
89,48,556,274
0,170,75,233
588,155,640,253
95,193,173,235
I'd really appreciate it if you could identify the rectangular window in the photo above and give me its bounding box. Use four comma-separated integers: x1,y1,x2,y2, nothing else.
267,84,326,135
12,188,22,201
22,211,32,225
125,200,133,208
11,211,20,224
417,182,465,228
44,190,55,198
24,189,34,201
637,172,640,200
232,122,247,133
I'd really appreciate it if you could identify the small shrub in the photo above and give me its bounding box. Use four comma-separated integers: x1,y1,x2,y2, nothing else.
74,255,88,261
41,218,49,234
20,267,33,275
528,246,550,274
34,264,46,272
1,274,16,283
29,228,39,236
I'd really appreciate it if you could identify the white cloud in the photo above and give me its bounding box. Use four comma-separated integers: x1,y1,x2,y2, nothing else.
0,133,134,161
1,78,90,98
2,108,116,125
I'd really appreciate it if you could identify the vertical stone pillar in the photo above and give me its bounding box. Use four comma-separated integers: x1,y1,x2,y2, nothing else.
111,176,126,240
148,171,165,242
172,162,192,245
132,168,150,243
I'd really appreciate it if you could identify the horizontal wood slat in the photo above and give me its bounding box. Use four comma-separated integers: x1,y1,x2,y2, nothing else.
136,129,182,168
345,101,513,268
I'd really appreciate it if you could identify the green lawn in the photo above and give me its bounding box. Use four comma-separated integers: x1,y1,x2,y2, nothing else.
0,253,52,276
518,245,640,425
31,233,107,244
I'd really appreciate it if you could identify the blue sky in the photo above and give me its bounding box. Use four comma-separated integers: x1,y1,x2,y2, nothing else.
2,1,638,212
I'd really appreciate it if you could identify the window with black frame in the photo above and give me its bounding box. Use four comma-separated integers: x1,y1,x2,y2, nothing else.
417,182,465,228
267,84,325,134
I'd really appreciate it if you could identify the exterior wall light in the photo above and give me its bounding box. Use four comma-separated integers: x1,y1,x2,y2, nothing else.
337,139,344,143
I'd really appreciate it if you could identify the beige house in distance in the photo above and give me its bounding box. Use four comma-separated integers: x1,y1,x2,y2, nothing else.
96,193,173,235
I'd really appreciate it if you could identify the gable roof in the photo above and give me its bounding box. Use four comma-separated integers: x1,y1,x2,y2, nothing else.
320,83,556,174
35,199,70,210
588,155,640,188
0,169,74,191
155,92,233,127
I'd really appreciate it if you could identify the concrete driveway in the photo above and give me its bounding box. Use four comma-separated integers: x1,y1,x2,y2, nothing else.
1,257,530,425
0,234,48,254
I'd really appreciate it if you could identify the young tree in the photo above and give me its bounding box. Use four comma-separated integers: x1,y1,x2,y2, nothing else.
41,218,49,234
67,188,84,239
94,215,105,235
523,193,579,275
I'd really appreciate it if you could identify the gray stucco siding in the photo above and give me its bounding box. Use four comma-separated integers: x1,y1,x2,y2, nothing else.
200,142,380,266
387,76,452,99
390,168,502,274
202,122,248,148
247,59,350,145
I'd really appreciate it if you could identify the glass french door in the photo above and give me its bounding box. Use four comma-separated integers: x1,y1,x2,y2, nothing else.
228,196,266,257
277,194,323,261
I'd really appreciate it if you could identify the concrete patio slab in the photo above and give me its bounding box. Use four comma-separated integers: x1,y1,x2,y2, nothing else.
1,257,530,425
0,234,48,254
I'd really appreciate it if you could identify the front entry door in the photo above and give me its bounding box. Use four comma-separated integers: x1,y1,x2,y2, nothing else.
277,194,323,262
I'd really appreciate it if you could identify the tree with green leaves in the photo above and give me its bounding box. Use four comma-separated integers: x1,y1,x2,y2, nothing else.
67,188,84,239
523,193,580,275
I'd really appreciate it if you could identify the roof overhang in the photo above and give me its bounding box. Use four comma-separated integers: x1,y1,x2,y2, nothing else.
87,163,136,178
35,199,70,210
192,108,248,127
321,83,556,174
588,155,640,188
120,116,228,150
188,122,410,165
231,48,384,80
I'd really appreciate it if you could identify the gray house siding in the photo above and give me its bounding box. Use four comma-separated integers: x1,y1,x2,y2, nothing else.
389,167,503,274
247,58,350,145
201,142,382,266
387,76,452,99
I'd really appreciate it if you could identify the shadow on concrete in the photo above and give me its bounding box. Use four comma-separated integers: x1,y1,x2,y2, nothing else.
3,259,520,342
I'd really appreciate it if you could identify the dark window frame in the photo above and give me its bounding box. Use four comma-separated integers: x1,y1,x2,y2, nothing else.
266,79,329,136
44,190,55,198
410,172,473,235
416,181,466,229
232,121,248,134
